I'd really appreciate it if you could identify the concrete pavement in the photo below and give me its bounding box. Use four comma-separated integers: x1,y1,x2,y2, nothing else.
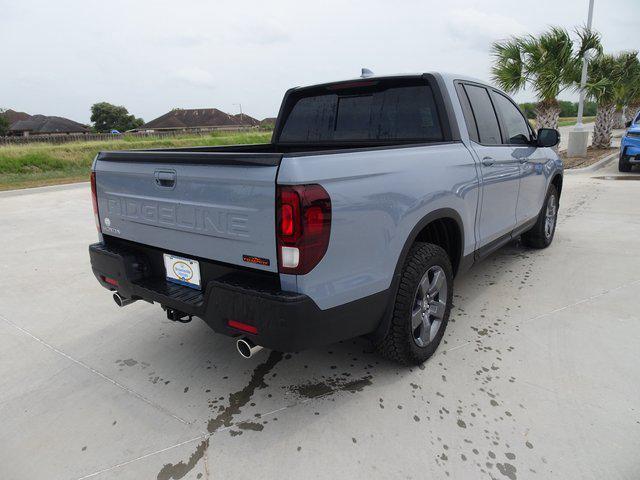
1,159,639,479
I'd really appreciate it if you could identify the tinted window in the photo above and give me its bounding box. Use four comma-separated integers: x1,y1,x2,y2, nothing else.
463,84,501,145
492,92,531,144
455,83,479,143
279,81,443,143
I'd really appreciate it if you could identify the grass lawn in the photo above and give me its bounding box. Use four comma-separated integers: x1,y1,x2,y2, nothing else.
557,116,596,127
529,116,596,128
0,131,272,191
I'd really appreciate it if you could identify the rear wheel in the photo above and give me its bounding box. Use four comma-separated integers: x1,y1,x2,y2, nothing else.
521,184,558,249
378,243,453,365
619,157,632,172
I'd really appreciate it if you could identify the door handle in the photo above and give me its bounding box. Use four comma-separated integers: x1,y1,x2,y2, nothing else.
481,157,495,167
155,170,176,189
518,158,528,164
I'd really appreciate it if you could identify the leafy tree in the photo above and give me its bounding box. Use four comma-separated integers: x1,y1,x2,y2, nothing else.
585,51,639,148
90,102,144,133
612,52,640,128
518,102,536,119
558,100,577,117
583,101,598,116
0,113,9,136
492,27,601,132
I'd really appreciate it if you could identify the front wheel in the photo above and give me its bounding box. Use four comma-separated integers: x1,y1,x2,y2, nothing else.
619,157,632,172
521,184,559,249
377,243,453,365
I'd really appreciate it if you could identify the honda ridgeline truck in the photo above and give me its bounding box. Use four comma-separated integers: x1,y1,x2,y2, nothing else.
89,72,562,365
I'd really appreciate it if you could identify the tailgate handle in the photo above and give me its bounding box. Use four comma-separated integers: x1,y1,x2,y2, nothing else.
155,170,176,189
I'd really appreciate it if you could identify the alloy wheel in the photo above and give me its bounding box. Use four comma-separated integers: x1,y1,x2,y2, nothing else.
411,265,448,347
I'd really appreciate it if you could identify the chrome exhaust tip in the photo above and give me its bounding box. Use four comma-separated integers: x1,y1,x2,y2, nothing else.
113,292,137,307
236,337,263,359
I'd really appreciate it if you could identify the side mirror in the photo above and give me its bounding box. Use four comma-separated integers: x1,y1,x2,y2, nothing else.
626,120,632,128
536,128,560,148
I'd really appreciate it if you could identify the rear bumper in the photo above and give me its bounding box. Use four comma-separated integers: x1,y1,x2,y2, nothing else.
89,242,386,352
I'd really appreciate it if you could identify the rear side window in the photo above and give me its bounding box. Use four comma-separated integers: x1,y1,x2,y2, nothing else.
463,84,502,145
455,83,479,143
492,92,531,145
278,80,444,143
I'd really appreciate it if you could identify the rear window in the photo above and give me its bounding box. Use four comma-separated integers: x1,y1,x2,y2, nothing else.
278,79,444,144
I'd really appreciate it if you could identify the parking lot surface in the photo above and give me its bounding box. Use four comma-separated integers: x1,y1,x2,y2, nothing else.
1,158,639,480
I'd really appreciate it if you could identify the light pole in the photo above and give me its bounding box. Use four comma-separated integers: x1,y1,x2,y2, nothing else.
567,0,595,157
233,103,244,127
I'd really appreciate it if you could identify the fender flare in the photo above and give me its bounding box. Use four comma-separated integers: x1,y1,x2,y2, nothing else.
368,207,466,344
550,172,563,198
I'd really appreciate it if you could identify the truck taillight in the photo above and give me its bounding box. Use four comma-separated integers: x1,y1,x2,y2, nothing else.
90,171,101,232
276,184,331,275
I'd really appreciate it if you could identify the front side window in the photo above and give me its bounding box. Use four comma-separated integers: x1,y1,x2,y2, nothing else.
492,92,531,145
278,80,444,143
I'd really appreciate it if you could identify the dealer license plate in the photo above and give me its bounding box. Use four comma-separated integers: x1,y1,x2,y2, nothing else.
163,254,201,290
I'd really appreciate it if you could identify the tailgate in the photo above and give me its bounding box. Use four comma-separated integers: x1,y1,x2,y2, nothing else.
94,151,282,272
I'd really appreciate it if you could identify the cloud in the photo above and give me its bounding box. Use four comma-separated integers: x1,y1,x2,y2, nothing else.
171,67,216,88
156,33,209,48
446,8,527,50
232,22,290,46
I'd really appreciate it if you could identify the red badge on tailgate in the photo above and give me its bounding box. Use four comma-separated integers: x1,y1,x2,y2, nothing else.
242,255,270,266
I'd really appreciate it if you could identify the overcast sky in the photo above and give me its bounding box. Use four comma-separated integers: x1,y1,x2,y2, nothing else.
1,0,636,124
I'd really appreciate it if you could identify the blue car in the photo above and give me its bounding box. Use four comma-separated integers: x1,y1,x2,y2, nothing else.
620,111,640,172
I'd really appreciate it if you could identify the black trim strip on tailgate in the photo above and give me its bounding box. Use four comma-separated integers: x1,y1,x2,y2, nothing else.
97,151,283,166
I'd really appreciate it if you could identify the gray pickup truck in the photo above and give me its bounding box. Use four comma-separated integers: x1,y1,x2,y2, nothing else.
89,72,562,365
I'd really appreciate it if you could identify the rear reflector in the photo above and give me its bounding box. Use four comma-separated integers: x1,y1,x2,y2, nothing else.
228,320,258,334
101,276,119,287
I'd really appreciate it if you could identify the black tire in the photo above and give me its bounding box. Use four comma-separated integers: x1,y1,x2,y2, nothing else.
619,157,632,172
521,184,559,249
377,243,453,365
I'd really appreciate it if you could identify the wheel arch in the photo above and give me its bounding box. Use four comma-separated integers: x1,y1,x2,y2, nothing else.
551,173,563,198
368,207,466,344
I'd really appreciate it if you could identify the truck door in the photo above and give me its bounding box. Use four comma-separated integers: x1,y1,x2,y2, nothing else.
490,90,545,226
457,82,520,250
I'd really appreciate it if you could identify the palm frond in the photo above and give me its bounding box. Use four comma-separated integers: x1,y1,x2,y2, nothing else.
490,37,526,93
574,26,602,58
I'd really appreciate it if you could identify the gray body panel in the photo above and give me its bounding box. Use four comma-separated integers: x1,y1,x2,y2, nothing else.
277,143,479,309
470,142,521,246
94,160,278,272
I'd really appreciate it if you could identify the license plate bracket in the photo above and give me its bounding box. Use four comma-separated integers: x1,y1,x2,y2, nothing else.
163,254,201,290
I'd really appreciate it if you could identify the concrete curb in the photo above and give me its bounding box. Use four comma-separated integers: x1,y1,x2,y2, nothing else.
564,152,618,175
0,181,89,197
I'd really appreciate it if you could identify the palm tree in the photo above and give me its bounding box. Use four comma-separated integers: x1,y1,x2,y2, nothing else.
491,27,601,130
620,54,640,125
613,53,640,128
586,51,639,148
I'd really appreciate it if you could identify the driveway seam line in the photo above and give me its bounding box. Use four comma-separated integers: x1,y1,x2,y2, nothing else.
442,277,640,355
73,402,298,479
0,313,192,427
73,433,207,479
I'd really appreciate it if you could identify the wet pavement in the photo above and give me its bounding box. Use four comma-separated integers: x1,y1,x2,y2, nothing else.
1,158,639,479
